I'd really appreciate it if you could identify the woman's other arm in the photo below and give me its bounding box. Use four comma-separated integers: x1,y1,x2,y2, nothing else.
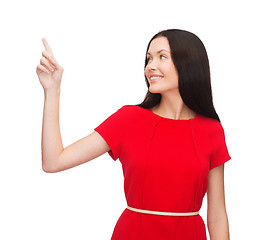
207,164,230,240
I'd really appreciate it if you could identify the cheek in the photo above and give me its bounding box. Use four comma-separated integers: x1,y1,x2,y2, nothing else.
164,64,178,79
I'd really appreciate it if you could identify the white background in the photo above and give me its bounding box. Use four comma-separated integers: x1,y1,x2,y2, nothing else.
0,0,259,239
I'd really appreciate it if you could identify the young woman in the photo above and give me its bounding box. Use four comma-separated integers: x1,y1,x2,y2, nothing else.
36,29,231,240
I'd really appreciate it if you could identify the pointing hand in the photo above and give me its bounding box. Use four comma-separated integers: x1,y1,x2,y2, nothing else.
36,38,64,92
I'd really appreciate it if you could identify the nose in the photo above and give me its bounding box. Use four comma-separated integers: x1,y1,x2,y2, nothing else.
147,61,157,71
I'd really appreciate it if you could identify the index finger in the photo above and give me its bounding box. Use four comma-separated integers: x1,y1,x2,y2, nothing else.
42,38,54,56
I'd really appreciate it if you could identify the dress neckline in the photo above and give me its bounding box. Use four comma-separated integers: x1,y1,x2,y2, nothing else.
136,106,199,121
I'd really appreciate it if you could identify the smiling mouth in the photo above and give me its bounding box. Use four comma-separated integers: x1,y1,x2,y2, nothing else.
150,77,164,83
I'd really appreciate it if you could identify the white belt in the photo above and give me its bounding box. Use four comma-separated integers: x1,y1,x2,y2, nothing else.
127,205,199,216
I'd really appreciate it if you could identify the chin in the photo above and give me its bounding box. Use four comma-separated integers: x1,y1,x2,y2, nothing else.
148,86,163,94
150,82,178,92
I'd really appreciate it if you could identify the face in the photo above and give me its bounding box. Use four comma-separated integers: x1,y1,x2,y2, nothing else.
144,36,179,94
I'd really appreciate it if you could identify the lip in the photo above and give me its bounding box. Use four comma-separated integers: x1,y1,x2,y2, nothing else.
149,74,164,83
149,74,164,78
150,78,163,83
150,78,164,83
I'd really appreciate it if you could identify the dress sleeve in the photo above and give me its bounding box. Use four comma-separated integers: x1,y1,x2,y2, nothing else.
94,106,127,161
209,121,231,170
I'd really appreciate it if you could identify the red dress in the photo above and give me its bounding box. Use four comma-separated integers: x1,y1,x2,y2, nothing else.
94,105,231,240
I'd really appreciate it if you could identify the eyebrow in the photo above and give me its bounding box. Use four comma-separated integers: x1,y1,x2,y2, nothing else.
147,49,170,55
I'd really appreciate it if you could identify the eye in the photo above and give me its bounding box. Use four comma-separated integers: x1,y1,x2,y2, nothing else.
146,55,167,62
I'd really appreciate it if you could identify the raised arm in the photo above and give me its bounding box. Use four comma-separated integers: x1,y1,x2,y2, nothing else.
36,38,111,173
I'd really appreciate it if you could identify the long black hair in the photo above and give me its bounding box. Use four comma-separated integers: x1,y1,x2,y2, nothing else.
136,29,221,123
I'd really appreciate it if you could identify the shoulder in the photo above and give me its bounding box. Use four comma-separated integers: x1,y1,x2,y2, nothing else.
197,114,225,137
120,104,147,112
114,104,156,128
106,104,146,122
118,104,150,118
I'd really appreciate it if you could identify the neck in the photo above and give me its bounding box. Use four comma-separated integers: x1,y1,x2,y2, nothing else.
153,92,196,119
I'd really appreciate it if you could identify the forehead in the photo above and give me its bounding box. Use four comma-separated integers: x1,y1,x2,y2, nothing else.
147,37,170,54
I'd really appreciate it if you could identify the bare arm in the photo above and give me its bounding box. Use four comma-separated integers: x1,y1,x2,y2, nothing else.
41,89,63,172
207,164,230,240
42,86,110,173
37,38,111,173
46,130,111,173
